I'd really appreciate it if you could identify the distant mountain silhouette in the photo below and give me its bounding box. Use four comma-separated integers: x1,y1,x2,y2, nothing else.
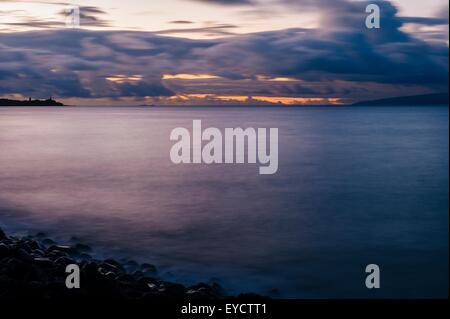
354,93,449,106
0,97,64,107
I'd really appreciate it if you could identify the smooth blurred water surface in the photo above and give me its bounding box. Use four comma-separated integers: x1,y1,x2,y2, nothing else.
0,106,448,298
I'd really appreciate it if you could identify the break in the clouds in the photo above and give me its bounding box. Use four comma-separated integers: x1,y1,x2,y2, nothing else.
0,0,448,105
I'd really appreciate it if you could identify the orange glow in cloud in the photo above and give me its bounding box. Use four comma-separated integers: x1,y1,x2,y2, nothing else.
106,75,144,83
251,97,344,105
163,74,223,80
256,75,302,82
163,74,301,82
168,94,344,105
215,95,250,102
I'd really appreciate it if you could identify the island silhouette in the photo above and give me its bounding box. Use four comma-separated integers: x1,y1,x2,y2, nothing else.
1,93,448,107
353,93,449,107
0,97,64,107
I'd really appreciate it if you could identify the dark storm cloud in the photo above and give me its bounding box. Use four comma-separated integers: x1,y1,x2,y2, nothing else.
0,5,110,29
400,17,448,26
155,24,238,37
1,18,64,28
60,5,111,27
0,0,448,99
115,82,174,97
170,21,195,24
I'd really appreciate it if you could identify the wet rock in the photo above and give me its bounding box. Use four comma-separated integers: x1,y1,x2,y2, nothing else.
5,257,31,279
98,267,112,277
211,282,226,297
82,262,99,278
75,243,92,253
104,258,121,268
33,257,54,268
46,250,68,260
133,270,144,279
187,282,225,299
55,256,74,266
0,229,262,300
47,245,79,258
117,274,135,283
35,232,46,239
138,277,159,291
104,259,125,273
99,262,122,275
124,260,139,273
32,249,45,257
26,240,41,251
141,263,157,275
103,271,117,281
48,245,73,253
187,289,212,300
15,248,33,263
78,253,92,261
158,282,187,297
41,238,55,246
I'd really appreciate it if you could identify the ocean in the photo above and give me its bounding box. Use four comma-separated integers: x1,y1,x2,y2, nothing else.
0,106,448,298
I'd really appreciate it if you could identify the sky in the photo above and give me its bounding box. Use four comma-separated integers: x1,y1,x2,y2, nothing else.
0,0,448,105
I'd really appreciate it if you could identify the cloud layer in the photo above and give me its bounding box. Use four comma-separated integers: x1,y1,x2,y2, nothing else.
0,0,448,104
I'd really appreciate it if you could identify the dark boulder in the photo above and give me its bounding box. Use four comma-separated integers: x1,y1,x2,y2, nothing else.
33,257,54,268
55,256,75,266
15,248,33,263
0,228,7,240
158,282,187,297
187,282,225,299
78,253,92,261
41,238,55,246
48,245,78,256
141,263,157,275
75,243,92,253
0,243,10,259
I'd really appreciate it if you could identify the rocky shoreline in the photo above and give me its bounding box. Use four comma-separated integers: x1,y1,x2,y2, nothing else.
0,227,262,301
